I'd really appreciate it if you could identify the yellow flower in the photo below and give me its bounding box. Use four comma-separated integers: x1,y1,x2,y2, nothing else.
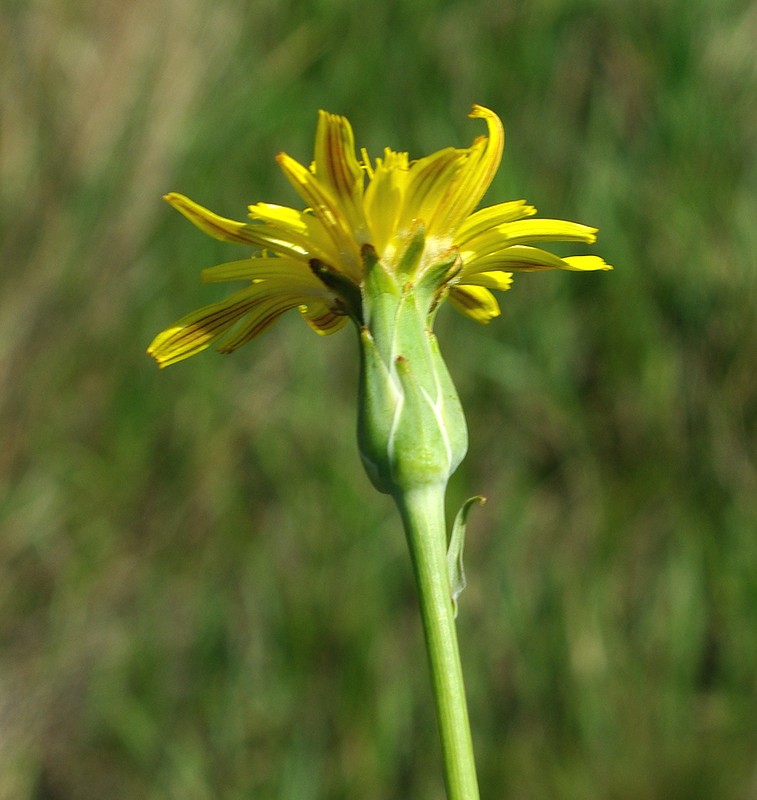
148,105,611,367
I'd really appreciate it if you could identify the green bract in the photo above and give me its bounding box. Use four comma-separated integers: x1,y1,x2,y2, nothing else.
357,241,468,495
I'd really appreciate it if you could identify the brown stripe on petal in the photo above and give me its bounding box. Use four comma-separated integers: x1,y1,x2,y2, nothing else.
164,193,256,245
216,295,304,353
169,297,259,348
301,302,347,334
431,107,504,234
449,286,480,309
276,151,362,280
318,112,360,205
328,119,351,199
448,284,501,323
148,283,285,366
404,149,462,224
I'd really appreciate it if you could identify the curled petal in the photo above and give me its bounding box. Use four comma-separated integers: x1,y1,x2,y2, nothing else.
464,105,505,206
164,193,258,245
429,106,505,234
448,284,501,323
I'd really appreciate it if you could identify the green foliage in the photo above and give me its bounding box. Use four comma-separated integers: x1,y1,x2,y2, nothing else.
1,0,755,797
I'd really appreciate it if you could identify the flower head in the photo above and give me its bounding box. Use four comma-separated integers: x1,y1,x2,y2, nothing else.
148,105,611,367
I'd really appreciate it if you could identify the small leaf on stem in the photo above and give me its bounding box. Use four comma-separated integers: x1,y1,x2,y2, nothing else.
447,496,486,617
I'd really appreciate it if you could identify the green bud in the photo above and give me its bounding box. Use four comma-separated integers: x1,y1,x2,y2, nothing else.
356,241,468,495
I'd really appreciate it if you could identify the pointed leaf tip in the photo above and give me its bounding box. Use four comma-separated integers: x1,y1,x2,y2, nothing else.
447,495,486,617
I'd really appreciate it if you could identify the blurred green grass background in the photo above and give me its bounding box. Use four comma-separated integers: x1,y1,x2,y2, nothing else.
2,0,756,797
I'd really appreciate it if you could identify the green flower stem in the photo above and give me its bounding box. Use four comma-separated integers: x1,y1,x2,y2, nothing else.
393,483,480,800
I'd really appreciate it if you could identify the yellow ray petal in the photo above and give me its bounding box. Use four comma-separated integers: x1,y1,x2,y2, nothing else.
244,204,337,264
300,301,350,335
200,257,326,287
448,284,501,323
562,255,614,271
147,284,312,367
455,200,537,245
363,148,410,256
148,286,262,366
276,152,362,280
215,294,306,353
429,105,505,234
463,105,505,206
313,110,368,239
464,244,613,273
164,193,259,245
459,220,599,271
458,270,513,291
401,147,466,235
